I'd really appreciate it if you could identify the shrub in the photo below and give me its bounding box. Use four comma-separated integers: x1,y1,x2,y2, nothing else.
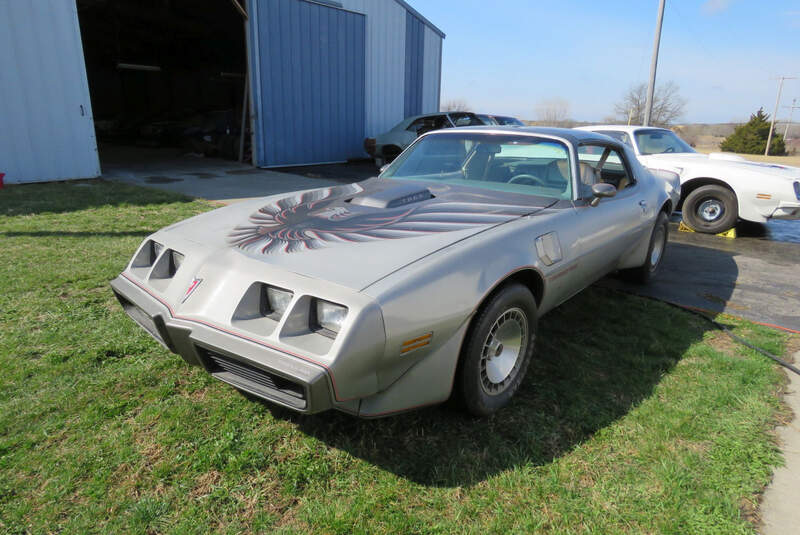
720,108,786,155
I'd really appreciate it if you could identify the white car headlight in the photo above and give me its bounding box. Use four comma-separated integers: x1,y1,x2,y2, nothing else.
313,299,348,336
263,285,293,319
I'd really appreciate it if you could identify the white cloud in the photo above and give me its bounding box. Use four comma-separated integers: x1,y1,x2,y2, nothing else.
702,0,733,15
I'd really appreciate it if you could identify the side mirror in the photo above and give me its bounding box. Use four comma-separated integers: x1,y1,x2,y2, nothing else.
589,183,617,206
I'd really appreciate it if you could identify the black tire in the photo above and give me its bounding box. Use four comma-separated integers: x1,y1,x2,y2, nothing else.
456,283,537,417
682,184,738,234
621,211,669,284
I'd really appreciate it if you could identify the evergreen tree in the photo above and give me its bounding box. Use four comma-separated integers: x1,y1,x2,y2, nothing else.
720,108,786,155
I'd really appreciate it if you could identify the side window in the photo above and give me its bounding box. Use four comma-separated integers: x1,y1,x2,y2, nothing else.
406,118,426,134
577,144,634,198
407,116,452,137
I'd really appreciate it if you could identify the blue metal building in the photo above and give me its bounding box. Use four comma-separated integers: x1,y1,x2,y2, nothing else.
247,0,445,167
0,0,443,183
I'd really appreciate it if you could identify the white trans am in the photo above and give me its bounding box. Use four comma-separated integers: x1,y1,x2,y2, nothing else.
111,127,675,418
577,125,800,234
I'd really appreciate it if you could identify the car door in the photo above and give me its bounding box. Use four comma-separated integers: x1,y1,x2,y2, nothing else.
570,142,650,285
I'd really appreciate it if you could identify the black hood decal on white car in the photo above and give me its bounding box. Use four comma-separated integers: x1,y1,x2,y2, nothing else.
229,182,539,254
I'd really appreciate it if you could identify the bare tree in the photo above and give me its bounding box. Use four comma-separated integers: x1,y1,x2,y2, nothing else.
441,99,471,112
613,81,686,127
535,98,571,126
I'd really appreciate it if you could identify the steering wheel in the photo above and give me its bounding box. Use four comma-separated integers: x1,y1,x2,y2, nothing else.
664,147,675,153
508,174,547,186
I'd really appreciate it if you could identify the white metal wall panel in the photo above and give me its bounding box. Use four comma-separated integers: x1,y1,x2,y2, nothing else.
422,26,442,113
0,0,100,184
340,0,406,137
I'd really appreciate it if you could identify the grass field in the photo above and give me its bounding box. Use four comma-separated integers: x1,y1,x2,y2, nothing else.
0,180,791,534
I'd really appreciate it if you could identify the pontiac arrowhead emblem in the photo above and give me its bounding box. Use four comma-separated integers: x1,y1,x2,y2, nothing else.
182,277,203,303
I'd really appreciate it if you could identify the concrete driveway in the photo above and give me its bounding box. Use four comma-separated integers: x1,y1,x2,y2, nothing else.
602,222,800,333
101,147,357,204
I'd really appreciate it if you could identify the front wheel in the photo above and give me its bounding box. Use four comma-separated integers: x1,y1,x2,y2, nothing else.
682,184,738,234
621,211,669,284
456,283,537,417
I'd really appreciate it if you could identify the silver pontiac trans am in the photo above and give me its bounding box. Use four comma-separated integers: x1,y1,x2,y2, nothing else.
111,127,675,417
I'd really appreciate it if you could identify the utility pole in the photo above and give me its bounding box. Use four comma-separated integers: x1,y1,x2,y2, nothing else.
783,98,799,141
766,76,795,156
643,0,666,127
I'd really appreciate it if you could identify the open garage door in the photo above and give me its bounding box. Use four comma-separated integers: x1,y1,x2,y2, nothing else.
248,0,366,167
0,1,100,184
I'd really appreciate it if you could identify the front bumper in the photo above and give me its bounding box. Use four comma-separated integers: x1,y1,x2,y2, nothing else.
110,275,336,414
770,201,800,220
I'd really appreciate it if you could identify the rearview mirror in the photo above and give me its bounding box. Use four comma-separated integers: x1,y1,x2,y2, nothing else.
589,183,617,206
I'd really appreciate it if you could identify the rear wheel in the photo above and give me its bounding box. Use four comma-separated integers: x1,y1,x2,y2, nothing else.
621,211,669,284
456,283,537,417
682,184,738,234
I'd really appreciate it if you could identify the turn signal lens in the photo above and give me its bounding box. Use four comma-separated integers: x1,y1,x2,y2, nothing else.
313,299,348,336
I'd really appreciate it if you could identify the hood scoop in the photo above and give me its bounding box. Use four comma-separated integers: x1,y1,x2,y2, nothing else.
348,183,434,209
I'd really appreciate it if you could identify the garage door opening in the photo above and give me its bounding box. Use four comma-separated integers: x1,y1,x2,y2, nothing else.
76,0,251,175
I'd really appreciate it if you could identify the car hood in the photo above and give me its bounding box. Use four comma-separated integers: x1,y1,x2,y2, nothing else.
644,152,800,180
163,178,554,290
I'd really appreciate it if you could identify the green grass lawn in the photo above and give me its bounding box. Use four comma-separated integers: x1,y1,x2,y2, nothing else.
0,180,791,534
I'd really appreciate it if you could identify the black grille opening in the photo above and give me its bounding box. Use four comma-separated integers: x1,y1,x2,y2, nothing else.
198,347,307,409
113,290,173,350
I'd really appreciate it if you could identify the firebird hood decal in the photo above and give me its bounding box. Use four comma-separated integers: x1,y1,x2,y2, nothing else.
228,182,538,254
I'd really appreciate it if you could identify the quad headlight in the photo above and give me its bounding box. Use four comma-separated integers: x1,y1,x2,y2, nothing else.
261,285,294,320
312,299,348,336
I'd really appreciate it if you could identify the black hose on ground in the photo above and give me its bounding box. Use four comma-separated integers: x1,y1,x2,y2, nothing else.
705,315,800,376
609,288,800,377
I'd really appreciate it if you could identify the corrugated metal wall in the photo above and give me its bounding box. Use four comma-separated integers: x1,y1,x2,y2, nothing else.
340,0,406,138
0,0,100,184
422,26,442,114
403,12,425,118
247,0,442,166
248,0,366,166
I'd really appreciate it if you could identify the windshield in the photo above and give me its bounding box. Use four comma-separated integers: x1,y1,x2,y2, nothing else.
598,130,633,148
634,129,695,155
381,133,573,200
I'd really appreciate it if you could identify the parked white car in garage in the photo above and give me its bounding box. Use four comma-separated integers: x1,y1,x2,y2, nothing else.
577,125,800,233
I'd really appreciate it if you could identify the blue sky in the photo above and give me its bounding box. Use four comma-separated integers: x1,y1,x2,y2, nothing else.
406,0,800,124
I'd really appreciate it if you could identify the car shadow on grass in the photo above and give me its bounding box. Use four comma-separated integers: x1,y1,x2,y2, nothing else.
264,244,736,487
0,179,194,216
